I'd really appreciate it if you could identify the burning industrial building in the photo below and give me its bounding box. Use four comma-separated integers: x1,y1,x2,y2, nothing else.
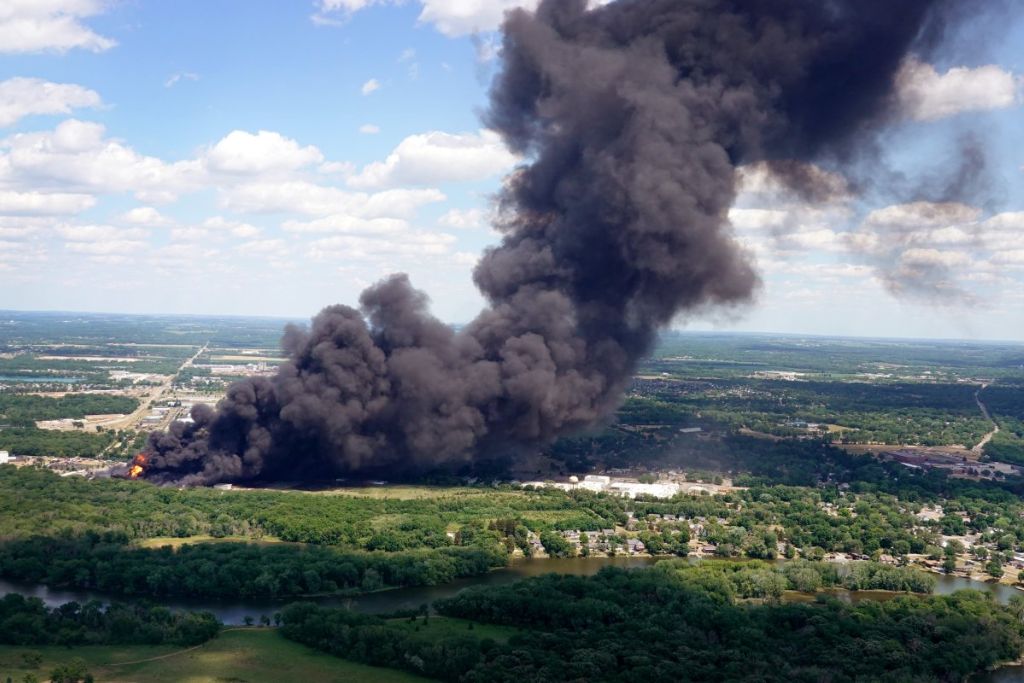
141,0,971,486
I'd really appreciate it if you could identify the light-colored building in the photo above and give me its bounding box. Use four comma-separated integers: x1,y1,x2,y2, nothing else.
608,481,681,499
0,450,9,464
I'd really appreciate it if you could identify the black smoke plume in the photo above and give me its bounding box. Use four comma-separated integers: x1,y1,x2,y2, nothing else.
145,0,963,485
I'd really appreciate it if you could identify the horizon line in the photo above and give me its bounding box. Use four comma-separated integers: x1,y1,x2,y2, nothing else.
1,306,1022,346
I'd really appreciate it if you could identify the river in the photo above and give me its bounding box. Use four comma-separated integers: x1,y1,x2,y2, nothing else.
3,556,1022,678
0,556,1018,623
0,556,658,625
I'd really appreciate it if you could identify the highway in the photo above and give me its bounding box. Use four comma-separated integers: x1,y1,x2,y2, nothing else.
94,343,208,456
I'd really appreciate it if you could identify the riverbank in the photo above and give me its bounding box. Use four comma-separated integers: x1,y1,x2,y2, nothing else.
3,556,1023,680
3,554,1021,626
0,556,658,625
978,661,1024,683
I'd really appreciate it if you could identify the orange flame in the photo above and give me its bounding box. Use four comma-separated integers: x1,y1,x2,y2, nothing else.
128,453,147,479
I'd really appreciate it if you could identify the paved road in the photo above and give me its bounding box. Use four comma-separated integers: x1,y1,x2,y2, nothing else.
95,343,208,456
104,342,207,432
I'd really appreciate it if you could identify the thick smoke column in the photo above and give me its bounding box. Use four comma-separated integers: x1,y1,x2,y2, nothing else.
146,0,961,485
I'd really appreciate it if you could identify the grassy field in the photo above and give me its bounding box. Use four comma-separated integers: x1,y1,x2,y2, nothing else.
136,535,294,549
314,485,483,500
387,616,518,644
0,629,428,683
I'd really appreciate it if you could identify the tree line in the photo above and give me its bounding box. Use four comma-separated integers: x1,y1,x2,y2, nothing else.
282,563,1024,682
0,592,219,647
0,536,505,600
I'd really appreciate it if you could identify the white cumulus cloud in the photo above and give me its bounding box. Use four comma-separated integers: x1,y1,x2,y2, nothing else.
170,226,210,242
992,250,1024,266
982,212,1024,251
309,231,455,259
900,248,972,268
417,0,538,36
237,239,287,255
65,239,144,255
60,222,147,262
0,216,50,239
779,229,846,253
282,215,409,234
313,0,612,36
348,129,517,189
203,216,262,239
0,119,202,202
863,202,982,231
0,77,102,127
437,207,490,230
896,57,1020,121
205,130,324,175
0,0,116,54
220,181,444,218
119,206,172,226
0,190,94,215
57,223,148,242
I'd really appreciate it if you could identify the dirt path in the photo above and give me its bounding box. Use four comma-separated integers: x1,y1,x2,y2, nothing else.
972,384,1000,454
105,627,264,667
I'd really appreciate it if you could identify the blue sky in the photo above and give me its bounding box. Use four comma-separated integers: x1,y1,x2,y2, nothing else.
0,1,1022,341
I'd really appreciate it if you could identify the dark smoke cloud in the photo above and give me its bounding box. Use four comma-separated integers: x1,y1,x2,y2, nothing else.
145,0,965,485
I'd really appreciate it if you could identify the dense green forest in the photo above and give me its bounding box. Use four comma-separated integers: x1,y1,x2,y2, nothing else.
0,391,138,457
0,448,1009,555
982,383,1024,464
0,429,114,458
0,593,219,648
0,394,136,457
0,467,624,543
626,378,992,447
282,562,1024,682
0,395,139,426
0,536,504,599
619,333,1024,451
3,443,1024,598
